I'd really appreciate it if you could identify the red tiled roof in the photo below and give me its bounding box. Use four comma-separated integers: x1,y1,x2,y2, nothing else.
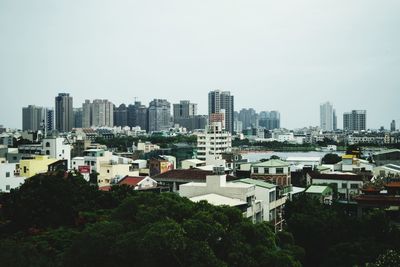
384,182,400,188
117,176,146,186
99,186,111,191
152,169,237,181
308,171,367,181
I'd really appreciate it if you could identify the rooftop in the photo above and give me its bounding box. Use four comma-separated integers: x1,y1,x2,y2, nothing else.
117,176,146,186
252,159,290,168
286,157,321,162
233,178,276,189
189,193,247,207
309,171,368,182
306,185,330,194
373,149,400,156
152,169,237,181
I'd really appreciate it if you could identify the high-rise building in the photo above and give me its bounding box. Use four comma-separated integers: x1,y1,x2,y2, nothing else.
391,120,396,132
258,111,280,130
55,93,73,132
22,105,44,131
343,110,367,131
45,108,54,132
91,99,114,127
173,100,204,131
320,102,335,131
173,100,197,122
148,99,171,132
208,90,234,133
114,104,128,127
82,100,92,128
333,109,337,131
73,108,83,128
238,108,258,129
82,99,114,127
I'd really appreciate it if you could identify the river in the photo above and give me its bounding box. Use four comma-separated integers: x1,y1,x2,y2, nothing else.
241,151,345,162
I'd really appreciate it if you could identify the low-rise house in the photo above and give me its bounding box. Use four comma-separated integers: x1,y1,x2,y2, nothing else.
308,172,370,203
340,155,373,173
180,167,262,223
354,181,400,217
372,149,400,166
137,141,160,153
233,178,287,230
250,159,291,187
153,168,237,192
373,164,400,178
19,155,58,178
305,185,333,204
181,159,206,169
0,162,25,192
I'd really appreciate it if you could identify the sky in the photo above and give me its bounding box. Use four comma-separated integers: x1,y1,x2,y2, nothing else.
1,0,399,130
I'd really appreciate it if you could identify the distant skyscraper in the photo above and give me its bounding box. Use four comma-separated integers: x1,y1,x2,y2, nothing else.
208,90,234,133
173,100,197,122
114,104,128,127
320,102,334,131
55,93,73,132
238,108,258,129
333,109,337,131
89,99,114,127
22,105,44,131
148,99,171,132
390,120,396,132
259,111,280,130
82,100,92,128
45,108,54,132
343,110,367,131
173,100,202,131
73,108,83,128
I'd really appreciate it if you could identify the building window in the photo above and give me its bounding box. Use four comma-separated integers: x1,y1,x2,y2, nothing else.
276,168,284,174
46,150,50,155
341,183,347,189
265,168,269,174
350,183,359,189
46,142,50,147
6,185,10,191
6,172,10,178
269,191,276,202
253,167,258,174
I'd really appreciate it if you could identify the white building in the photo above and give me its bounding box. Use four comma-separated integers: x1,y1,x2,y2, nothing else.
233,178,287,230
196,121,232,162
309,172,367,203
179,167,262,223
42,137,71,168
320,102,335,132
137,141,160,153
0,162,25,192
181,159,206,169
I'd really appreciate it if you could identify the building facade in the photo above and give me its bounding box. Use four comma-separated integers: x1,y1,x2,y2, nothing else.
320,102,335,132
55,93,74,132
148,99,171,132
343,110,367,132
208,90,234,133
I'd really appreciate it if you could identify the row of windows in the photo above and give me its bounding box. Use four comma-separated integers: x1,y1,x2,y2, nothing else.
253,167,285,174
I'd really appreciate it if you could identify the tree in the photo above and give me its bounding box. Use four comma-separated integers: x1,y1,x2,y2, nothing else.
321,153,342,164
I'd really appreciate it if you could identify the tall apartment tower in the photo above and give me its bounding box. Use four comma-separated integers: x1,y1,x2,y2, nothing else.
22,105,44,131
55,93,73,132
173,100,197,121
114,104,128,127
73,108,83,128
82,100,92,128
343,110,367,131
390,120,396,132
320,102,335,131
148,99,171,132
208,90,234,133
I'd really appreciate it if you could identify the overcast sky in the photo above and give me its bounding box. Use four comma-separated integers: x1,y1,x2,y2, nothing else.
1,0,399,130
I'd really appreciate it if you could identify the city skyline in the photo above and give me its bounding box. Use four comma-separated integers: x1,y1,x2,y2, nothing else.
1,1,400,129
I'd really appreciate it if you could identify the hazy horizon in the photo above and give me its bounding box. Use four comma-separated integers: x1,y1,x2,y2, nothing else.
1,0,399,130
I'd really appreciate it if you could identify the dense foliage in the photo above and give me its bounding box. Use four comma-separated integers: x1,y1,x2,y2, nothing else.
285,195,400,267
321,153,342,164
0,172,301,267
